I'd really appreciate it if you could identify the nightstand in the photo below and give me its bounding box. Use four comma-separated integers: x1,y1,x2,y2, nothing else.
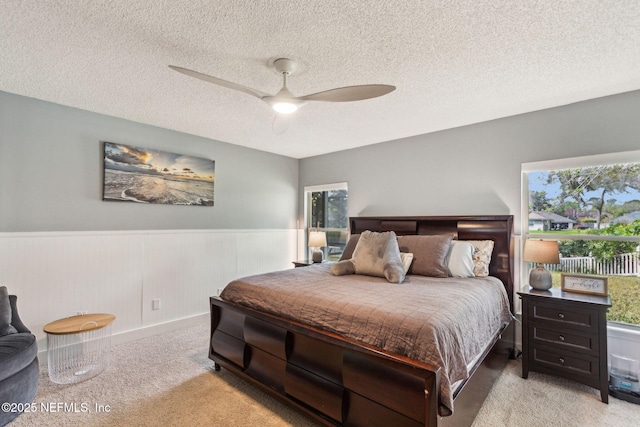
518,287,611,403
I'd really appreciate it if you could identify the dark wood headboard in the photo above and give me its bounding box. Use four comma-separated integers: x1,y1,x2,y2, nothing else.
349,215,515,309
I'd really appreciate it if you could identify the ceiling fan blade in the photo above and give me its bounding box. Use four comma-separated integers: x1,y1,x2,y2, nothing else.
169,65,270,99
272,113,292,135
298,84,395,102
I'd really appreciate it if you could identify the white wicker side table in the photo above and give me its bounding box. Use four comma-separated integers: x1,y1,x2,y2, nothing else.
43,313,115,384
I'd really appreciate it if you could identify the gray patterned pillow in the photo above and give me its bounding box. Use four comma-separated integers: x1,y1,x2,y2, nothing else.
465,240,495,277
351,230,405,283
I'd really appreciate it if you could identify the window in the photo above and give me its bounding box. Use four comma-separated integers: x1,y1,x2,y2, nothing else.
304,183,348,261
523,152,640,326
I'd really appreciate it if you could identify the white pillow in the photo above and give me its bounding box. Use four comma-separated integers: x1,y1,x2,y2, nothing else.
400,252,414,274
446,241,475,278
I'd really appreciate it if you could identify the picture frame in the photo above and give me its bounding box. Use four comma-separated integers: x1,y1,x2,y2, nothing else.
103,142,215,206
560,273,608,296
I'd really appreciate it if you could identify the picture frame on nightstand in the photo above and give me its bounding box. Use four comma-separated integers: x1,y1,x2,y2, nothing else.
560,273,608,296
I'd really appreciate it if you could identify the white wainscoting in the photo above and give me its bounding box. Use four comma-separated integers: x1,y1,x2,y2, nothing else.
0,229,299,355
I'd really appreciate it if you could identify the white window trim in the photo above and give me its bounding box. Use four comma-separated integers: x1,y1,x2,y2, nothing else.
522,150,640,173
304,182,348,193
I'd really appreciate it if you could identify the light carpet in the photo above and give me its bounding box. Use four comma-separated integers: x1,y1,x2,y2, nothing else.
9,323,640,426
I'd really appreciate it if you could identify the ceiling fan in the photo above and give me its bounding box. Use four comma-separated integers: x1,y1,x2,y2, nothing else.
169,58,395,133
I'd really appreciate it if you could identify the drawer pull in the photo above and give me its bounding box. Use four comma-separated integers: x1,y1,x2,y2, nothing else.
558,335,565,342
558,313,565,319
559,357,565,364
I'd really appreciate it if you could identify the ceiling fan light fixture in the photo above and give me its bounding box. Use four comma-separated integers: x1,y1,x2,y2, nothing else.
264,85,307,114
272,101,299,114
263,93,307,114
169,58,396,131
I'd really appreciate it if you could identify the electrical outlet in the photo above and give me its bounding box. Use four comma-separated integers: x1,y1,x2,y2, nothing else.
152,299,161,310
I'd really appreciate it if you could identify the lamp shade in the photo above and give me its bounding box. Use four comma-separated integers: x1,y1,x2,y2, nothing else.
308,231,327,248
523,240,560,264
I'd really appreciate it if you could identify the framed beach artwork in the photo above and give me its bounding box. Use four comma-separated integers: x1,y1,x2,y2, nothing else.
103,142,215,206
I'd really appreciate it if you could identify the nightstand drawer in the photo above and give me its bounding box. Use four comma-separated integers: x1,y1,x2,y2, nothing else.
529,301,597,330
531,324,598,356
532,347,599,379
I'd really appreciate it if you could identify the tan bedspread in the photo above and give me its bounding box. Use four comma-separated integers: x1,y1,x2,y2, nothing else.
220,263,512,415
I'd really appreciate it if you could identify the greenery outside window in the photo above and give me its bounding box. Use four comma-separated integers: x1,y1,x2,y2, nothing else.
523,152,640,326
304,182,348,261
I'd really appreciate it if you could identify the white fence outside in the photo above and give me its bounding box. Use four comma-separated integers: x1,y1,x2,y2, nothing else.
545,252,640,276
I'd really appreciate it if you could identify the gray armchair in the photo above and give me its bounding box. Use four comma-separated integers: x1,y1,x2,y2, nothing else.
0,292,39,426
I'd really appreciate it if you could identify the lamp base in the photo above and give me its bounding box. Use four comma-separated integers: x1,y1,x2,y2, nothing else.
529,265,552,290
312,249,324,263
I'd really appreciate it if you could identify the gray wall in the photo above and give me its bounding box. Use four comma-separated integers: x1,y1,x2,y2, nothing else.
0,91,298,232
4,89,639,235
300,90,640,235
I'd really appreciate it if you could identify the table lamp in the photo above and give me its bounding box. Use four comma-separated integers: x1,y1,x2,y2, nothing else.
308,231,327,263
523,239,560,290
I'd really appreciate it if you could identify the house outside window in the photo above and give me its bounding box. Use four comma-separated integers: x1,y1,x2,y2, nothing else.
304,182,348,261
523,152,640,327
529,212,576,231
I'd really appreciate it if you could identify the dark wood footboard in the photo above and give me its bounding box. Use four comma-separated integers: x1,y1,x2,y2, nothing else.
210,296,441,426
210,296,514,427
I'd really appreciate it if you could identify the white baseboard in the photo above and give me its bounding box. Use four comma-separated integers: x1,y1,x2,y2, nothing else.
36,312,209,361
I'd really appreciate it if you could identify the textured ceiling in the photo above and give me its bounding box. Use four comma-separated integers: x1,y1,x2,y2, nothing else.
2,1,640,159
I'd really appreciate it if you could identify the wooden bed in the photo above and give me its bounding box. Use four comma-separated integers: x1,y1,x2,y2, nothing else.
209,215,515,427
